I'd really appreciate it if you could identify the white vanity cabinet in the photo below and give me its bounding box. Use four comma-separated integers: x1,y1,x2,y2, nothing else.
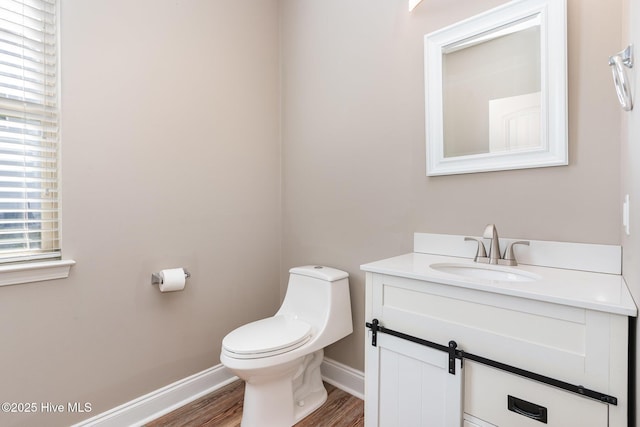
362,235,637,427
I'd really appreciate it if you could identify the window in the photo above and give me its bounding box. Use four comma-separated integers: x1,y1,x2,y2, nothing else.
0,0,59,264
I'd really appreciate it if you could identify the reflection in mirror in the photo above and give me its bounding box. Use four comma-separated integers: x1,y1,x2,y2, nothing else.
443,16,541,158
424,0,567,176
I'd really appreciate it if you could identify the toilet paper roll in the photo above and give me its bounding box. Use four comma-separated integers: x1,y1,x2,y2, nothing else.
158,268,186,292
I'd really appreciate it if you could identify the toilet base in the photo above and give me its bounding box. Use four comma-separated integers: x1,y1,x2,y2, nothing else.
239,350,327,427
293,386,328,422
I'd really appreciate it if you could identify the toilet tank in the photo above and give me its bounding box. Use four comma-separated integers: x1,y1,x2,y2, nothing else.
276,266,353,345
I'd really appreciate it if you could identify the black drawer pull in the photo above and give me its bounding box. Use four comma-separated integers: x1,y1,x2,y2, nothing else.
508,395,548,423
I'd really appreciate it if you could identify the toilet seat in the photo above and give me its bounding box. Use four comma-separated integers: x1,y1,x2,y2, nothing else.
222,315,312,359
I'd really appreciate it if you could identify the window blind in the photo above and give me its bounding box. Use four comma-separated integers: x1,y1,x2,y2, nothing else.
0,0,59,263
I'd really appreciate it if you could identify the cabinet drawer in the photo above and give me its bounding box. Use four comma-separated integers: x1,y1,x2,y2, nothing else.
465,362,608,426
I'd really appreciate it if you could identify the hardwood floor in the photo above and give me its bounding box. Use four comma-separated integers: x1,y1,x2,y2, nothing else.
145,380,364,427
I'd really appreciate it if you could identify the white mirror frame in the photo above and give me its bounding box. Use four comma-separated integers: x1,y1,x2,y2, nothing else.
424,0,567,176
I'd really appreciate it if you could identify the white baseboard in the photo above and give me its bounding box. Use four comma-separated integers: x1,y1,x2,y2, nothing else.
320,357,365,400
71,365,237,427
71,358,364,426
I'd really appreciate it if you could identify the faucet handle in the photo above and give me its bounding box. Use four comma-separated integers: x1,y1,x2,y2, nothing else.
501,240,530,266
464,237,487,262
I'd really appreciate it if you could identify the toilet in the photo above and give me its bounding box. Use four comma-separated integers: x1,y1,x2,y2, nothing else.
220,265,353,427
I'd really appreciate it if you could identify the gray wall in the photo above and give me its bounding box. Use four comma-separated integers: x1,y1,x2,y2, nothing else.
0,1,281,426
0,0,630,426
281,0,623,371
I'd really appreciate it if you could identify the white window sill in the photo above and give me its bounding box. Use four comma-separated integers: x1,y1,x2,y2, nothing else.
0,259,76,287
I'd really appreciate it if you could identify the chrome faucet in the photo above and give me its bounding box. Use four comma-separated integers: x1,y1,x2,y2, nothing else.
483,224,501,265
465,224,530,266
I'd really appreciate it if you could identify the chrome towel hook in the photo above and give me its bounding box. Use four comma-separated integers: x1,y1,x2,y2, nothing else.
609,44,634,111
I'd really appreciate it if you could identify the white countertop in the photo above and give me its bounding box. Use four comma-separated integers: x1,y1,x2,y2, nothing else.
361,252,638,317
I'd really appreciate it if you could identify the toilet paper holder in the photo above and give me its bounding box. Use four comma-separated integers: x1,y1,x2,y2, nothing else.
151,269,191,285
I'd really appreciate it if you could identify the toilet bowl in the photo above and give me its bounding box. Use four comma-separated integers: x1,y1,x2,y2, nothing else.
220,265,353,427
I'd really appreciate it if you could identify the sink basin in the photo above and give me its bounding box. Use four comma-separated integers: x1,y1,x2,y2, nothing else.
430,262,540,282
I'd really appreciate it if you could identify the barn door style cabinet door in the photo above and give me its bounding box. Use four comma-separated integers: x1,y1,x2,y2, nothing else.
365,329,463,426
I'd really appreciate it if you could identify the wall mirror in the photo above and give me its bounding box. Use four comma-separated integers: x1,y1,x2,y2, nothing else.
424,0,567,176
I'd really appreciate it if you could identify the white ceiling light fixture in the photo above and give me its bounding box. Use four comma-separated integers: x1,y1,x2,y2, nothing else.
409,0,424,12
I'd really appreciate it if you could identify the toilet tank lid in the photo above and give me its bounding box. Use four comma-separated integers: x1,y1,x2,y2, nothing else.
289,265,349,282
